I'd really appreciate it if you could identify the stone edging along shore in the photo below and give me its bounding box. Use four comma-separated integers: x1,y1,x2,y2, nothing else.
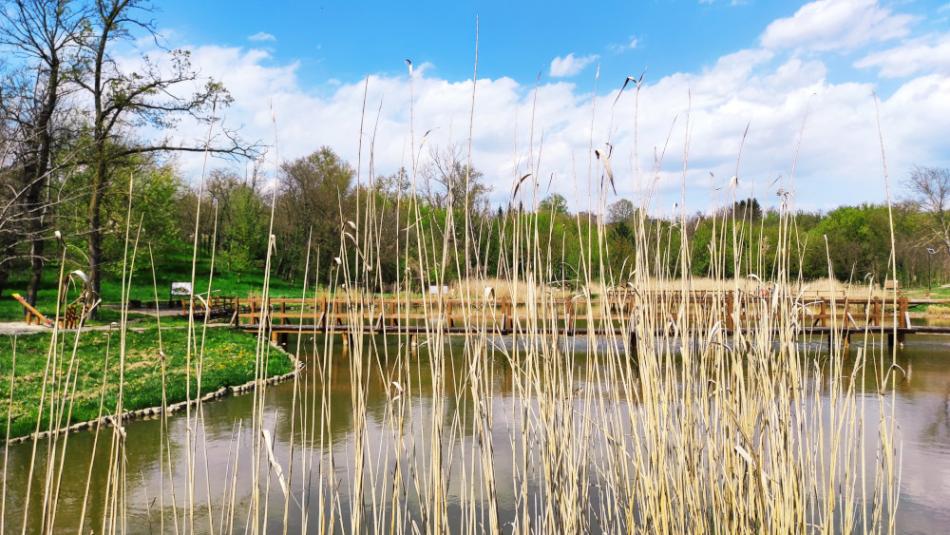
6,342,303,445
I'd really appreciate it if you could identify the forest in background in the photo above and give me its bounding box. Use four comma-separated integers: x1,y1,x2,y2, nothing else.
4,139,950,299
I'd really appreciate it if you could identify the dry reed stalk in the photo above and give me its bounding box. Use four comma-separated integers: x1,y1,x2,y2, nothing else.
0,66,904,535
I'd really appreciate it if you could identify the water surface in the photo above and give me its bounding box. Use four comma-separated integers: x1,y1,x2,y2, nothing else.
1,332,948,533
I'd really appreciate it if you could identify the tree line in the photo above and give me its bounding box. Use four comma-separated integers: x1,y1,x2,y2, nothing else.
174,159,950,291
13,133,949,298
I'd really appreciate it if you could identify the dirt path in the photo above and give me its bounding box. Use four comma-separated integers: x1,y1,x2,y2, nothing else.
0,320,233,337
0,323,48,336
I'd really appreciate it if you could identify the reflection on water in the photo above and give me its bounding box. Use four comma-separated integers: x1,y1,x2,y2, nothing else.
1,332,949,533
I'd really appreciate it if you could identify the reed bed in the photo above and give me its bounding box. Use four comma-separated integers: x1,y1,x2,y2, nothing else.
0,75,902,535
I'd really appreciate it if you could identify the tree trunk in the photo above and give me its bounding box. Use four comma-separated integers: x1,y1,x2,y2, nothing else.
24,58,60,306
0,240,14,298
27,234,45,305
88,157,106,310
24,164,49,306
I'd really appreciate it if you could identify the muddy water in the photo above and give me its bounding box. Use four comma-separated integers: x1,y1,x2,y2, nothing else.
1,334,948,533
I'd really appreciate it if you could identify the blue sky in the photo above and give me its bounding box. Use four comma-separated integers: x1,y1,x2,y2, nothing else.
144,0,950,213
156,1,787,85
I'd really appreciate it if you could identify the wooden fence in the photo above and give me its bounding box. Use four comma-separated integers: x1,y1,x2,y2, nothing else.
234,292,910,335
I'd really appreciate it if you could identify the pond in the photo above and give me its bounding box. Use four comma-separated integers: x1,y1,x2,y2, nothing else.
1,331,948,533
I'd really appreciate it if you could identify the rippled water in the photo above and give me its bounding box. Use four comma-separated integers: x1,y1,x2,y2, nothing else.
2,332,948,533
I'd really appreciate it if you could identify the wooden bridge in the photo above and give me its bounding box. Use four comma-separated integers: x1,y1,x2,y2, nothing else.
231,292,948,349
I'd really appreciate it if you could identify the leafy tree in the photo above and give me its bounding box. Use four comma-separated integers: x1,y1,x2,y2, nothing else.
731,198,762,221
101,159,182,270
275,147,354,281
220,184,267,272
608,198,636,224
808,205,892,281
539,193,568,215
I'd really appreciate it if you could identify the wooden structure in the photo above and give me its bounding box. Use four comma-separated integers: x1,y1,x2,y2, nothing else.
234,292,928,348
12,293,52,326
177,295,237,318
11,293,81,329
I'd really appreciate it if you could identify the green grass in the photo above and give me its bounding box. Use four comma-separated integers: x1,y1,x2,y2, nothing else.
0,327,293,439
0,244,306,322
905,285,950,299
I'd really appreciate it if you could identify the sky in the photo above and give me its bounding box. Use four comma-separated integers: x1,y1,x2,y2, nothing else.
139,0,950,215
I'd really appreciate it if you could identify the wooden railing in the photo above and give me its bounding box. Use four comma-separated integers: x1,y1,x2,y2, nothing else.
235,291,910,333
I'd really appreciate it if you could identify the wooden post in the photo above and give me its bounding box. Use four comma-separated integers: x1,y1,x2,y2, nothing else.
841,296,850,329
322,297,329,330
628,326,638,358
725,292,735,332
566,299,574,335
899,297,909,328
502,301,512,333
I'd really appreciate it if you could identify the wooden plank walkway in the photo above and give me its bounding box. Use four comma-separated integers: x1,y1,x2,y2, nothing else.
231,292,950,348
240,323,950,337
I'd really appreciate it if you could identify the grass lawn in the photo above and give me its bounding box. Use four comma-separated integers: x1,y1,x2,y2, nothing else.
904,285,950,300
0,244,307,322
0,327,293,439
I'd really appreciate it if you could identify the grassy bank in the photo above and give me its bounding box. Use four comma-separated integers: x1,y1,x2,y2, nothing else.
0,246,306,322
0,327,292,439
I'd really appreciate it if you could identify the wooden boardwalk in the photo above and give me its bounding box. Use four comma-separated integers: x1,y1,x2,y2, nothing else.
231,292,950,348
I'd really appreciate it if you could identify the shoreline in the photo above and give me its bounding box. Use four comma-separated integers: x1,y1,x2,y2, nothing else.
4,339,303,444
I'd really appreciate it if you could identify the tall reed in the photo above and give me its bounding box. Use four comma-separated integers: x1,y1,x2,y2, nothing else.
0,71,901,535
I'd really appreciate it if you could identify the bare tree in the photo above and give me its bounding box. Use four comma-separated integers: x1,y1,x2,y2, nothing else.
75,0,255,305
906,166,950,254
421,144,490,213
0,0,85,303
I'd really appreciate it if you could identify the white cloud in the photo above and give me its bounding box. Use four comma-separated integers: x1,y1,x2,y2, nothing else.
855,33,950,77
609,36,639,53
248,31,277,42
761,0,913,52
137,42,947,216
117,2,948,217
549,53,599,78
